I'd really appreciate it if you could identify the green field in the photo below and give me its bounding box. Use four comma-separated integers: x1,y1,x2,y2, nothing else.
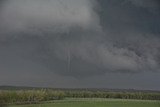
10,98,160,107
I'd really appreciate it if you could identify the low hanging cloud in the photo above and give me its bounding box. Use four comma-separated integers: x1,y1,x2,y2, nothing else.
0,0,100,36
0,0,160,78
52,34,160,77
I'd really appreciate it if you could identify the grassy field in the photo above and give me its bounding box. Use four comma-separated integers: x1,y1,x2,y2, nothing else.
10,98,160,107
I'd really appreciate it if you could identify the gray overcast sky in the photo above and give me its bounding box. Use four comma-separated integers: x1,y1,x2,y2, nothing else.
0,0,160,90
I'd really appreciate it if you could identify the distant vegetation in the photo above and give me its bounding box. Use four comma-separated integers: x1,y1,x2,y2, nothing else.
65,90,160,100
0,87,160,105
0,90,64,105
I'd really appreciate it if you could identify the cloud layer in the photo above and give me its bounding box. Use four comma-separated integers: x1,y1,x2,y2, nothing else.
0,0,160,89
0,0,100,35
0,0,160,76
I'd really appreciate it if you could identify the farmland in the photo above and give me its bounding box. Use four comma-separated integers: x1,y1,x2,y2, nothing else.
10,98,160,107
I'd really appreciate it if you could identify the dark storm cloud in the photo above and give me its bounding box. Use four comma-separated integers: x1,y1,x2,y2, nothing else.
128,0,160,14
0,0,160,76
0,0,160,89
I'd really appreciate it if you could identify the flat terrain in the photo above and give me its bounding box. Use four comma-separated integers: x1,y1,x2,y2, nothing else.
10,98,160,107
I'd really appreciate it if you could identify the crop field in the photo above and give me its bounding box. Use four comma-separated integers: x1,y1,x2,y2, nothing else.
10,98,160,107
